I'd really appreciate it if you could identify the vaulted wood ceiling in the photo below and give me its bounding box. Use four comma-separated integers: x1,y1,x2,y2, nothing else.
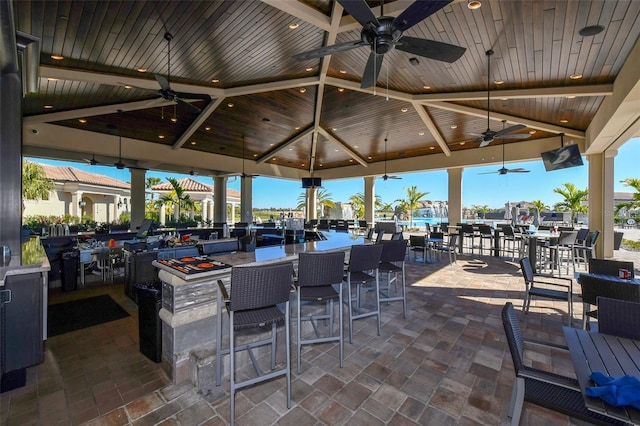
16,0,640,180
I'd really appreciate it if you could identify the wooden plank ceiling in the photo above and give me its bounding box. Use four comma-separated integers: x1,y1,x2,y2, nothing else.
16,0,640,178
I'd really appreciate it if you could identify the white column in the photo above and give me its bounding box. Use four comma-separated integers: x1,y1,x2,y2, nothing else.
364,176,376,227
447,167,463,225
159,204,166,226
240,176,253,223
112,195,119,222
72,191,83,218
208,198,214,224
307,187,318,220
588,151,616,258
201,200,208,223
173,204,179,222
129,168,146,231
214,177,227,224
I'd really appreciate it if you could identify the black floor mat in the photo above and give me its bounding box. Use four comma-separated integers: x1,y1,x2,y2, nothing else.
48,294,130,337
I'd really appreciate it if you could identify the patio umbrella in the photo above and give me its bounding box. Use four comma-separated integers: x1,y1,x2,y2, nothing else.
532,207,540,228
504,202,513,220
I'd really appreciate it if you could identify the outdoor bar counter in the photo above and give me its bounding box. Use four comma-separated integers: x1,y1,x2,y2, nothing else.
153,231,365,384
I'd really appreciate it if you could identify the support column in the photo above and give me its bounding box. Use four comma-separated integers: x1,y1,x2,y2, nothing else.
130,167,146,231
201,200,207,223
588,151,616,258
213,177,227,224
364,176,376,228
159,204,166,226
240,176,253,224
112,195,119,223
447,167,463,225
71,191,83,218
307,187,318,220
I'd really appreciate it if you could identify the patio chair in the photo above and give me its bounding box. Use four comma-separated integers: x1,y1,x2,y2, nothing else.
215,262,293,424
596,297,640,340
294,251,345,373
408,235,427,263
519,258,573,325
574,230,599,269
437,234,458,264
378,239,408,318
501,302,625,426
578,272,640,330
588,258,635,278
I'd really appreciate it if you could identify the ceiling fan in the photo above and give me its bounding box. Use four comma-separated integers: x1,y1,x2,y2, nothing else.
465,50,531,147
113,110,126,170
479,120,530,175
381,137,401,181
83,154,101,166
293,0,466,89
126,33,210,113
240,137,258,178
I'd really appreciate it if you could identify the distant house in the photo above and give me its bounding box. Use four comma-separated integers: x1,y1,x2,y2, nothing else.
23,164,130,223
150,178,241,225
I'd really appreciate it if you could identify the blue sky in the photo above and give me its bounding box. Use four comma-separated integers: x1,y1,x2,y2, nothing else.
31,137,639,210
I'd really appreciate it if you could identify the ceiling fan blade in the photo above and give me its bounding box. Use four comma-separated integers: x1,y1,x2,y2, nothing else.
500,133,531,140
337,0,380,28
175,97,202,113
465,132,485,138
154,74,171,91
478,171,498,175
494,124,526,137
146,97,165,107
506,168,530,173
395,36,466,63
479,139,494,148
393,0,452,32
174,92,211,102
361,52,384,88
293,40,367,61
389,175,402,180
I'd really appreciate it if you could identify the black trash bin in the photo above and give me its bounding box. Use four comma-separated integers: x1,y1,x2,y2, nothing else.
61,251,79,291
136,280,163,363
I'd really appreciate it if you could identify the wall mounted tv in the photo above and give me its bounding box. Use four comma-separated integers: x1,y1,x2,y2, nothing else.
540,144,584,171
301,177,322,188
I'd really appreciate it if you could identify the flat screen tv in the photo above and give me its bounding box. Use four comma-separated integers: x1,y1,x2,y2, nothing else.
541,144,584,171
136,219,154,239
301,177,322,188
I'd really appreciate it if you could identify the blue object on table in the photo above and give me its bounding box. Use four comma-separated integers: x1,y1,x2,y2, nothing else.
586,372,640,409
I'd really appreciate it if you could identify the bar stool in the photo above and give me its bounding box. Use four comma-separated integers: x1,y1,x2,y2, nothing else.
344,244,384,343
215,262,293,424
293,251,345,373
378,239,408,318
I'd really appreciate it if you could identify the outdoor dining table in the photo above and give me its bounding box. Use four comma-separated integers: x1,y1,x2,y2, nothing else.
563,326,640,425
523,230,560,272
425,237,444,263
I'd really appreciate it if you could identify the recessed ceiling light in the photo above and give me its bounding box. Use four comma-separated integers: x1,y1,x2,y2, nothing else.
270,143,274,146
418,131,425,136
211,79,220,83
337,88,345,92
429,146,435,150
467,0,482,9
529,130,536,134
339,70,347,74
171,117,178,123
460,142,466,146
272,157,276,161
301,163,305,167
51,54,63,60
306,67,313,72
190,141,197,145
354,145,359,149
494,79,504,85
579,25,605,37
294,126,301,130
319,163,323,167
159,135,165,139
253,154,258,157
124,85,132,89
334,149,339,152
288,148,293,151
501,97,508,101
289,23,299,29
368,156,372,160
332,127,337,131
137,67,147,73
44,105,53,109
47,77,59,81
78,118,87,123
349,159,353,162
299,87,306,93
401,107,408,112
423,85,431,89
569,74,583,80
205,126,211,131
227,103,234,107
450,124,457,129
566,95,576,99
560,119,569,123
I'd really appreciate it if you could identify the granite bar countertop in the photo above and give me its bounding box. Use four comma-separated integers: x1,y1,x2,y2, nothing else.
0,237,51,286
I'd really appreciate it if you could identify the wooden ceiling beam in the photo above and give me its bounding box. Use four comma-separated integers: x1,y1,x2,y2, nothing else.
427,101,585,139
172,97,224,150
411,102,451,156
256,126,314,163
261,0,332,32
414,84,613,102
317,127,368,167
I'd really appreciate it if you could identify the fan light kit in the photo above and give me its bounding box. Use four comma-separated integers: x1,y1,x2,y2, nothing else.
293,0,466,89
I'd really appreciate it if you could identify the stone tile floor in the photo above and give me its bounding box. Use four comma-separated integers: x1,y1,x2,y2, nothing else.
1,248,637,425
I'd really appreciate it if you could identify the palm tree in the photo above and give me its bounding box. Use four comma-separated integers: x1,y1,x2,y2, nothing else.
296,188,335,218
22,160,54,211
395,185,429,228
615,178,640,216
530,199,549,213
145,177,162,200
349,192,382,219
155,178,195,222
553,182,588,224
471,204,491,219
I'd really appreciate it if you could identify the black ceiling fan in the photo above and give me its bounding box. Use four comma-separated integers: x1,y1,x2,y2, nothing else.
380,137,401,181
126,33,210,113
240,137,258,178
113,109,126,170
293,0,466,89
479,120,530,175
466,50,531,147
83,154,101,166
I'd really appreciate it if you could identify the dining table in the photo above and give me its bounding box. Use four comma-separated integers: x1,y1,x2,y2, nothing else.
563,326,640,425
